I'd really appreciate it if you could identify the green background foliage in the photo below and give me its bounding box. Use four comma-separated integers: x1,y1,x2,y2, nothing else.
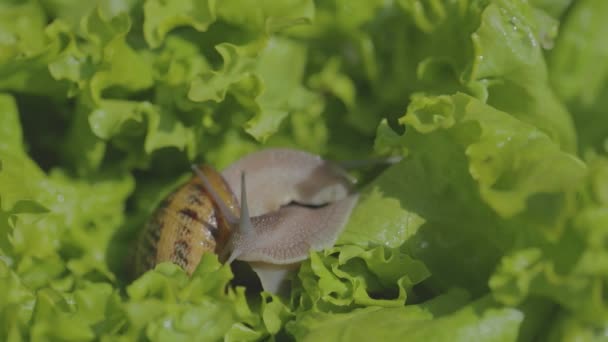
1,0,607,340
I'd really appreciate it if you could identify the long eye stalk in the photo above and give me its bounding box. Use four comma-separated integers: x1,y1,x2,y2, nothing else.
225,172,254,264
239,171,253,236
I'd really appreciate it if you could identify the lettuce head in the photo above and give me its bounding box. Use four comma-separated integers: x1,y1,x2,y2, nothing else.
1,0,607,340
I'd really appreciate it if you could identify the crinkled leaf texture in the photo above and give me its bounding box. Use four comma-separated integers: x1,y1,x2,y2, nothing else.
491,154,608,326
287,295,523,342
293,246,429,313
401,93,585,218
548,0,608,153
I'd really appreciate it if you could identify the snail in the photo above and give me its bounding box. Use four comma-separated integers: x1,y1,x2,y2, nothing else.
135,148,359,293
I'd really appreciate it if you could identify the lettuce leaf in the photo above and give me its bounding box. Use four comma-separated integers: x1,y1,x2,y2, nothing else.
287,295,523,342
548,0,608,153
491,154,608,325
293,246,429,313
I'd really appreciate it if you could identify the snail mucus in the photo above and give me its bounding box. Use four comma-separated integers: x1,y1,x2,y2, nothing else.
135,149,360,293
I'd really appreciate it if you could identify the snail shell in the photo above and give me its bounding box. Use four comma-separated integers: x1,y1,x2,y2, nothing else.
134,165,239,276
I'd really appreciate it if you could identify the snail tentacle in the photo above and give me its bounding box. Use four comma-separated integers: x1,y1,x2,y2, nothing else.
225,172,255,264
238,172,254,236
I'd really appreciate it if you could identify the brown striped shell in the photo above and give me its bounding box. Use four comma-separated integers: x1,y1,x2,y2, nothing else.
134,165,239,276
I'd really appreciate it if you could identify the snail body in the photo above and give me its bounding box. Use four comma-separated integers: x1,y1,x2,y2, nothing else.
135,149,359,292
221,148,354,216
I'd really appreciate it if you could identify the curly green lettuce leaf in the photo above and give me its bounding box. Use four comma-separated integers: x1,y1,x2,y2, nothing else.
29,282,122,341
287,296,523,342
0,93,134,288
548,0,608,153
188,42,261,104
372,131,507,294
143,0,217,48
3,2,206,174
3,254,268,340
2,112,132,286
43,0,138,28
369,93,584,295
548,0,608,107
2,0,330,176
188,36,327,144
88,99,197,160
0,94,46,210
466,0,576,152
0,0,47,60
0,1,67,97
0,254,280,341
490,155,608,326
244,37,308,141
530,0,573,19
119,255,274,341
542,312,608,341
293,246,429,313
41,170,134,281
0,94,22,151
62,106,108,174
217,0,314,33
0,260,36,340
403,93,584,218
4,167,134,286
337,184,426,249
302,0,576,152
0,259,126,341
